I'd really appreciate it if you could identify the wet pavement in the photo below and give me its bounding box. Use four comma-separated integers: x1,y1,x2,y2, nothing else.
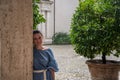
46,45,120,80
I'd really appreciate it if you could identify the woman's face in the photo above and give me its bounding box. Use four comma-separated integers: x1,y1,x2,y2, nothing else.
33,33,43,46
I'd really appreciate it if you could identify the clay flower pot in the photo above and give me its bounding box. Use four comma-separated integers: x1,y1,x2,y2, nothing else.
86,60,120,80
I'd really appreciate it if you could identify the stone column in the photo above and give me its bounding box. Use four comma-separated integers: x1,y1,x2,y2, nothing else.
0,0,33,80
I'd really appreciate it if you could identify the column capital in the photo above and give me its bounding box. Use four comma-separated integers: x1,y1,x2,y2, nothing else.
40,1,53,11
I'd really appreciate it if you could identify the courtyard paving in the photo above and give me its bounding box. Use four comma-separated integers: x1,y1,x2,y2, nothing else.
46,45,91,80
46,45,120,80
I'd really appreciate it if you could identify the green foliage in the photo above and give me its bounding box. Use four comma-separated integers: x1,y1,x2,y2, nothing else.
33,0,46,30
52,32,71,44
70,0,120,60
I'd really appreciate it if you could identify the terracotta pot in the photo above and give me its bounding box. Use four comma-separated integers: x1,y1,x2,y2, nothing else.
86,60,120,80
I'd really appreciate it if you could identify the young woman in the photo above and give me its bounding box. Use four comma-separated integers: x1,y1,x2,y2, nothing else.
33,30,59,80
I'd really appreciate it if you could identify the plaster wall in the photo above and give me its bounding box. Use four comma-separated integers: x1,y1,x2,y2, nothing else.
55,0,79,33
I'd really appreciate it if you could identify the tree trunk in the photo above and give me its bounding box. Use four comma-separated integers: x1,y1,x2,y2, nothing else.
102,52,106,64
0,0,33,80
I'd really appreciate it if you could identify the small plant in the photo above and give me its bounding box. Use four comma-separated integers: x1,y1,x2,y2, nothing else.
70,0,120,64
33,0,46,30
52,32,71,44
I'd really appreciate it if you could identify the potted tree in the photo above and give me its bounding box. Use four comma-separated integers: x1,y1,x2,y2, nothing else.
70,0,120,80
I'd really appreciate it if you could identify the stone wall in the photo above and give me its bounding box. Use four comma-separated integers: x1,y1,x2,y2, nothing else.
0,0,33,80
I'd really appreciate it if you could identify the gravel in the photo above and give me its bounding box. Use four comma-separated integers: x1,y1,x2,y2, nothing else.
46,45,91,80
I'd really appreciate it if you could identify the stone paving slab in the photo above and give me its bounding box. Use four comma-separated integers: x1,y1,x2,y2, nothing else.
46,45,120,80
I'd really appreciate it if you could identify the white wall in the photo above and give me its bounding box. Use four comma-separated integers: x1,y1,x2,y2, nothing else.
55,0,79,33
38,0,79,44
